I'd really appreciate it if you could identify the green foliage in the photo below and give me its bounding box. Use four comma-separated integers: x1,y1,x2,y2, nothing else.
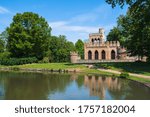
49,35,75,62
119,72,129,78
106,0,136,8
107,26,126,46
106,0,150,60
0,39,5,53
7,12,51,60
38,57,50,63
0,57,38,66
0,51,11,59
75,39,84,59
0,30,8,48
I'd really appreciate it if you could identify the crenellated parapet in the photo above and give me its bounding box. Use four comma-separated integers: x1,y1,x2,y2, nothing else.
85,41,120,48
70,52,79,56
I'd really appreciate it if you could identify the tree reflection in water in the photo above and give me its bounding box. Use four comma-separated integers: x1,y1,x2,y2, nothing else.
0,72,150,100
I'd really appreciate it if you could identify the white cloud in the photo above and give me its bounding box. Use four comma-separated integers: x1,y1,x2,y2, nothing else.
0,6,10,14
48,3,126,42
49,21,68,28
70,12,98,23
49,21,115,34
49,20,116,43
49,21,99,33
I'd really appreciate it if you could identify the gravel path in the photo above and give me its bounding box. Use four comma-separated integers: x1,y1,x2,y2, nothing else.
98,68,150,79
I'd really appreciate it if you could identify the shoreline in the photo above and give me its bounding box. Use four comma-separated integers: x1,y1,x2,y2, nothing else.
0,67,150,88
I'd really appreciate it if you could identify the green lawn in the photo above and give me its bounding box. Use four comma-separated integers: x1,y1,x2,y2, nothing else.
14,63,86,69
0,62,150,84
10,63,115,76
95,62,150,76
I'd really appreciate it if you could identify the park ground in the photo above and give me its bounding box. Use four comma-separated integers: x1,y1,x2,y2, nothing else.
0,62,150,86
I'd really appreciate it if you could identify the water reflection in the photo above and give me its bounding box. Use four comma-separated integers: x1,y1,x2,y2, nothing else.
84,75,121,99
0,72,150,100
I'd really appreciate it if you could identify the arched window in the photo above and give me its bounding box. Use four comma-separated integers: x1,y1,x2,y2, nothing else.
111,50,115,59
98,38,100,44
92,39,94,44
102,50,106,60
95,50,99,60
88,51,92,60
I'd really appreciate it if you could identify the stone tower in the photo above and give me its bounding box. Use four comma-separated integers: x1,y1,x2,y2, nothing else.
70,52,81,63
84,28,120,60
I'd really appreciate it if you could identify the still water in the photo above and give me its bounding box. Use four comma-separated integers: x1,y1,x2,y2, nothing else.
0,71,150,100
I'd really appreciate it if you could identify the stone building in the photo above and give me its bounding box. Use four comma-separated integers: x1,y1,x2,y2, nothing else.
70,28,136,63
84,28,120,60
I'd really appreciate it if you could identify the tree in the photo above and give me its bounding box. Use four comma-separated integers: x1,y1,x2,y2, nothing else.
106,0,150,60
49,35,75,62
0,38,4,53
0,30,8,48
107,26,126,46
75,39,84,59
7,12,51,60
106,0,140,8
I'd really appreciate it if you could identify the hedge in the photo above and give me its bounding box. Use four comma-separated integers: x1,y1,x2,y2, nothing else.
0,57,38,66
119,72,129,78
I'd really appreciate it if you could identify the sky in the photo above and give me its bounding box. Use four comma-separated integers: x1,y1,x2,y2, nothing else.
0,0,128,43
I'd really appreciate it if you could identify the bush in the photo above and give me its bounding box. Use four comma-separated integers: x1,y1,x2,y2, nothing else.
0,57,38,66
38,57,49,63
119,72,129,78
0,52,11,59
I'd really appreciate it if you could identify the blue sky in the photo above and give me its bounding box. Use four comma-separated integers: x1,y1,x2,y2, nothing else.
0,0,128,43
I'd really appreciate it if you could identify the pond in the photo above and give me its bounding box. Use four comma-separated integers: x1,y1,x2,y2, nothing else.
0,71,150,100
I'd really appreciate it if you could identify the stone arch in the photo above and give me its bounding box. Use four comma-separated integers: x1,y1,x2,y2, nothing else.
101,50,106,60
111,50,116,59
95,50,99,60
88,50,92,60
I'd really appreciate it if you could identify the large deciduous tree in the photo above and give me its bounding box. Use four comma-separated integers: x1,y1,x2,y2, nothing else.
106,0,150,60
0,38,4,53
107,26,126,46
75,39,84,59
49,35,75,62
7,12,51,60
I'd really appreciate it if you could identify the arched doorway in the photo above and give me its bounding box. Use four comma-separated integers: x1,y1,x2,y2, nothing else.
102,50,106,60
95,50,99,60
111,50,115,59
88,51,92,60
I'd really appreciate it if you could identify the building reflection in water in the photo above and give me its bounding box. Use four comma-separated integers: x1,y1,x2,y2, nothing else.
84,75,121,99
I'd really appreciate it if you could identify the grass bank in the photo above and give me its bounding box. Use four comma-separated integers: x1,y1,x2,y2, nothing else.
0,62,150,85
95,62,150,76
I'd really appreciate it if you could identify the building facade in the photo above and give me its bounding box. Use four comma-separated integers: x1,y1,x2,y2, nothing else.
84,28,120,60
70,28,137,63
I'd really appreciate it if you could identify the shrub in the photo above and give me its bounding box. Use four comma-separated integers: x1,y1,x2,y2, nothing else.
119,72,129,78
0,57,38,66
0,52,11,59
38,57,49,63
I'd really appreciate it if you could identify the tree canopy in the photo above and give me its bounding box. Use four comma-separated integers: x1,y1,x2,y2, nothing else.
106,0,143,8
0,38,4,53
49,35,75,62
106,0,150,60
7,12,51,60
75,39,84,59
107,26,126,46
